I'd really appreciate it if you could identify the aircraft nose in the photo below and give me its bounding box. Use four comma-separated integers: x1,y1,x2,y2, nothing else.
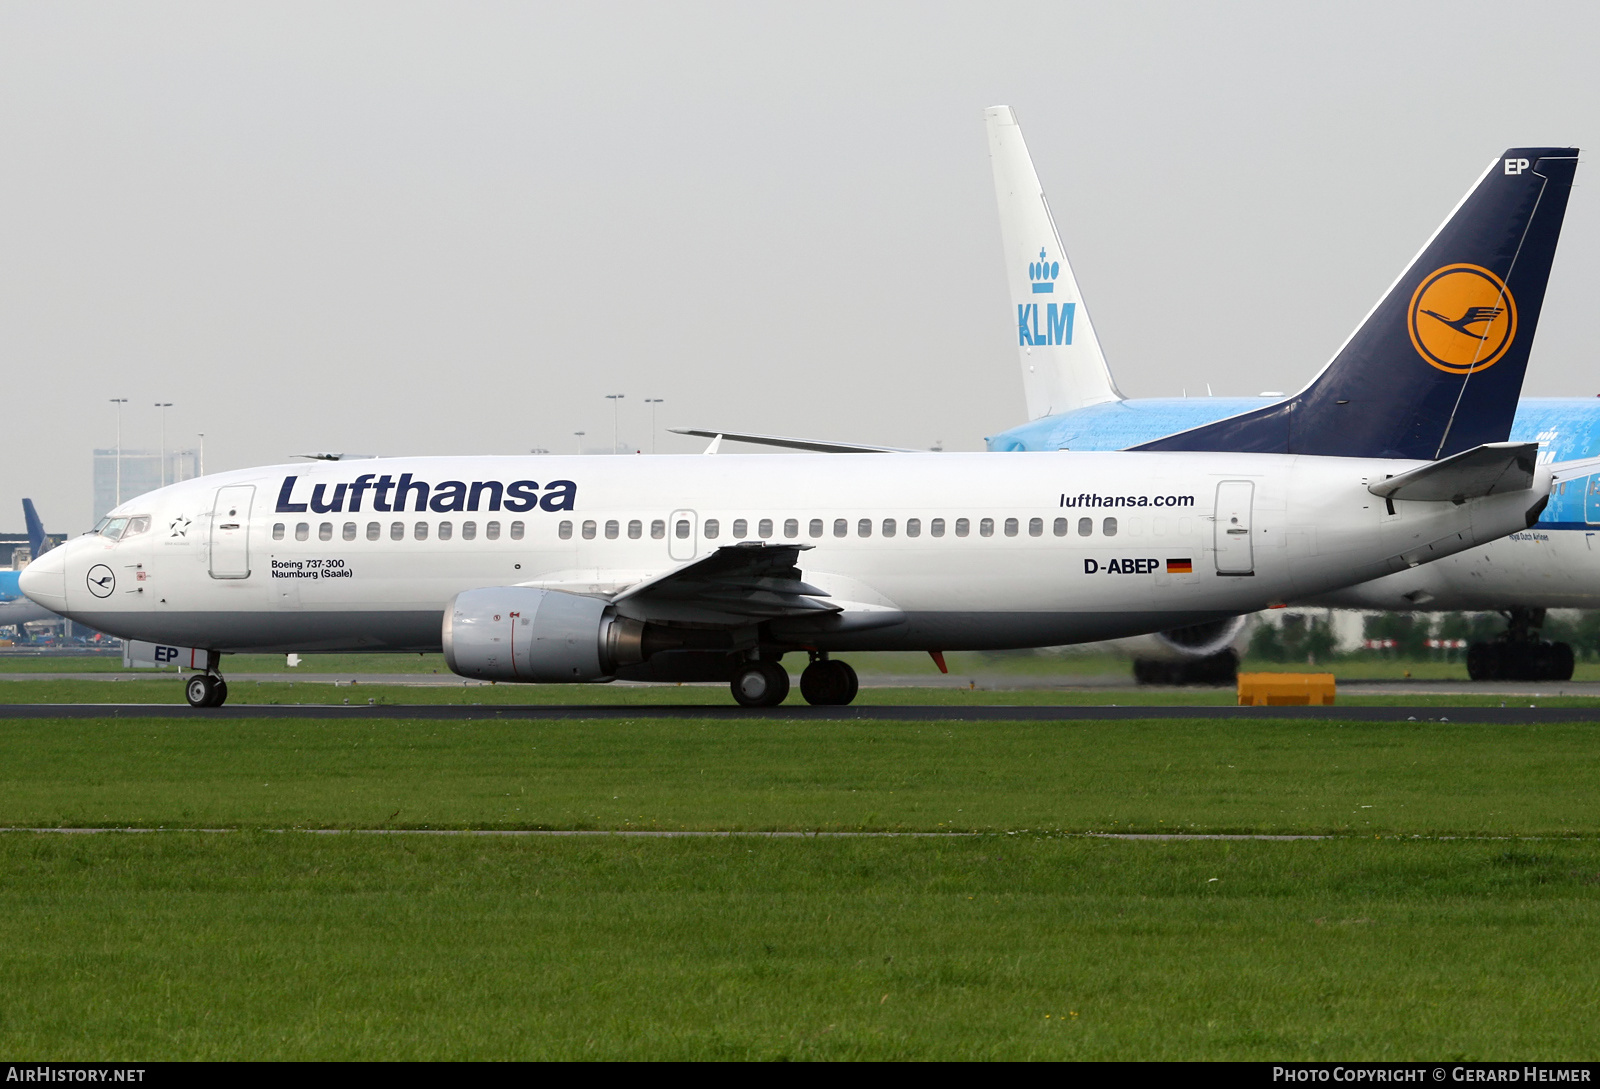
18,545,67,612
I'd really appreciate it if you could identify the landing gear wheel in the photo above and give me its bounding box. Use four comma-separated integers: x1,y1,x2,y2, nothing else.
731,661,790,708
800,659,859,705
185,674,226,708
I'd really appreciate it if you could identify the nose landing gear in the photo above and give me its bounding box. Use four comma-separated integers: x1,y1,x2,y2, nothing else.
184,652,229,708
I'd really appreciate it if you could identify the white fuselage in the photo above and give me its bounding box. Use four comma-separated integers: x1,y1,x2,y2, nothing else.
21,452,1545,657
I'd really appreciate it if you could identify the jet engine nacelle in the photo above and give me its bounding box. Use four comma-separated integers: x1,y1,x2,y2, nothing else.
1112,615,1251,662
442,587,644,683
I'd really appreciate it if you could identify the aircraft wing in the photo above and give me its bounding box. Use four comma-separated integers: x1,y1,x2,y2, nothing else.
609,542,841,625
668,428,915,454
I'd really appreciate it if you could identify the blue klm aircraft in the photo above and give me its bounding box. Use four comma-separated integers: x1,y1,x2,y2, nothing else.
981,106,1592,682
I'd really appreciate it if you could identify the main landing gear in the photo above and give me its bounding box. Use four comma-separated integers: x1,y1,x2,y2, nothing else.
1467,608,1574,681
184,652,229,708
729,653,859,708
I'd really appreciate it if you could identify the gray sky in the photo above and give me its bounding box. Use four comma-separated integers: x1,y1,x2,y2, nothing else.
3,1,1598,530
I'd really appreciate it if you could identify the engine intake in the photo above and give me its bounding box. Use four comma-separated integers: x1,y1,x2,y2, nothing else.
442,587,644,682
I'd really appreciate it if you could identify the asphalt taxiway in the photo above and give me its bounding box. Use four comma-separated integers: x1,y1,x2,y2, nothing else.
0,702,1596,723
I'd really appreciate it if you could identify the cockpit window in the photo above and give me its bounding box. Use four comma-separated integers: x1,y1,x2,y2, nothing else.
99,518,129,541
123,516,151,538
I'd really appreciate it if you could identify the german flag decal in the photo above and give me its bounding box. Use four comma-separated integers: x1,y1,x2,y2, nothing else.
1166,558,1193,574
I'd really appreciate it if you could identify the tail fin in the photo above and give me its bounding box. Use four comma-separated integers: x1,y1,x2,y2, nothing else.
1136,148,1578,459
22,499,48,558
985,105,1121,419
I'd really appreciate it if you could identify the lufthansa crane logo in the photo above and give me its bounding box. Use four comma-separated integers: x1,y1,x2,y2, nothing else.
1407,263,1517,374
86,564,115,598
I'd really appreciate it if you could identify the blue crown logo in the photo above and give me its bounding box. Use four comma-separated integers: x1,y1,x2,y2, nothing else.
1029,248,1058,294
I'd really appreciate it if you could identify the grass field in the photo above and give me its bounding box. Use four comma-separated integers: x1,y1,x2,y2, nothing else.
4,833,1598,1060
3,714,1599,835
4,713,1600,1058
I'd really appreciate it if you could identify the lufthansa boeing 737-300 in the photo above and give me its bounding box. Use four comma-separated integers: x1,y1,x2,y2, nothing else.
19,141,1579,707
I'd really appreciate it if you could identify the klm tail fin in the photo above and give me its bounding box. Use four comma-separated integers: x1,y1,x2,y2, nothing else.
1136,148,1578,459
985,105,1121,419
22,499,48,558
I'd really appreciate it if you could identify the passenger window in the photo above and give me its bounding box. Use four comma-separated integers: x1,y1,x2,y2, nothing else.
438,522,453,540
1103,517,1118,537
809,518,824,538
758,518,773,538
784,518,799,539
463,521,478,540
954,518,969,537
651,519,665,540
414,522,429,541
390,522,404,541
704,518,720,540
296,523,309,541
557,521,571,540
343,522,357,541
882,518,896,538
857,518,872,538
1003,518,1018,537
510,521,525,540
1029,517,1043,537
1053,517,1068,537
931,518,945,538
319,523,333,541
582,520,597,540
1078,517,1093,537
980,518,994,537
272,523,285,541
605,520,619,540
732,518,747,539
628,520,642,539
906,518,920,538
1152,517,1166,536
487,521,501,540
675,519,689,539
833,519,848,538
367,522,380,541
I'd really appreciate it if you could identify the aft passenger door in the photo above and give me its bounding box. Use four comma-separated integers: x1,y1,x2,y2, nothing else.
209,485,255,579
1213,481,1255,576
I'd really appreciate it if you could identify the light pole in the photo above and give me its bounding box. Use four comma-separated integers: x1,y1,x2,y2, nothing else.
198,433,205,477
644,398,664,454
573,430,586,453
154,403,173,486
605,394,625,453
108,399,128,507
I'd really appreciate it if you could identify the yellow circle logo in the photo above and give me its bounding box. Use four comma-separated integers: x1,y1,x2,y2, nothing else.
1407,263,1517,374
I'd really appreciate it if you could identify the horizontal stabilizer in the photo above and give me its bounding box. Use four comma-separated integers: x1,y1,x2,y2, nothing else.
1368,442,1537,502
668,429,913,454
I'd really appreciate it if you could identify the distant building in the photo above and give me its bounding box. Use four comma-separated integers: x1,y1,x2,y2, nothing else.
93,448,200,524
